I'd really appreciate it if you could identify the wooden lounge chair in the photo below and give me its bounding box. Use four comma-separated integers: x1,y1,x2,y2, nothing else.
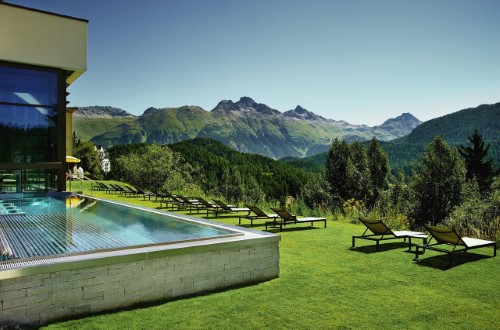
267,207,326,232
239,204,278,227
195,197,221,217
213,200,250,218
415,224,497,267
352,218,427,251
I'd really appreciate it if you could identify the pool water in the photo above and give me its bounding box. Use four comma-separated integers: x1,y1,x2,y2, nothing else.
0,196,239,261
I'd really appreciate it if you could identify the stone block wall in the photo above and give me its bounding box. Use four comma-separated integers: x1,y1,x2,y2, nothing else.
0,240,279,326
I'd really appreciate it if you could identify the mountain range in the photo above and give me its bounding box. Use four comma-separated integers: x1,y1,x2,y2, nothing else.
282,102,500,173
73,97,421,159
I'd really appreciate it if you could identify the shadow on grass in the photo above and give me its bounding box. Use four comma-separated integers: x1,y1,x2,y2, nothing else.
349,241,410,254
414,252,493,270
265,226,324,233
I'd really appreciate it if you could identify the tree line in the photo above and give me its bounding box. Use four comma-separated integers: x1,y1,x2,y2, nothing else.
76,129,498,240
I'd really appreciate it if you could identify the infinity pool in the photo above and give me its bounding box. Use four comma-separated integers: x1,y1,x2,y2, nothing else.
0,196,240,261
0,194,279,326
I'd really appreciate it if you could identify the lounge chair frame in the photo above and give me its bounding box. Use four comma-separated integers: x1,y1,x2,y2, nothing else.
195,197,221,217
352,218,427,251
213,200,250,218
267,207,326,232
238,204,278,227
415,224,497,267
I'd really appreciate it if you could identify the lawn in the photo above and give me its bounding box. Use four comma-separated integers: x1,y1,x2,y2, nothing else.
43,182,500,329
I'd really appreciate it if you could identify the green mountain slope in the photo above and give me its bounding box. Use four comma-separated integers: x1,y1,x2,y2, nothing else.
75,97,420,158
73,117,136,142
281,103,500,174
394,103,500,144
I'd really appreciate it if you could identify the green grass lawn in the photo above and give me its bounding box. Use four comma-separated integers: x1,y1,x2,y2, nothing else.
44,182,500,329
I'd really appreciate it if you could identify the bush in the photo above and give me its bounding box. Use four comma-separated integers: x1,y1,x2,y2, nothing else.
444,178,500,242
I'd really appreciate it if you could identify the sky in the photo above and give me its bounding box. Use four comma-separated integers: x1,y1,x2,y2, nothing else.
8,0,500,126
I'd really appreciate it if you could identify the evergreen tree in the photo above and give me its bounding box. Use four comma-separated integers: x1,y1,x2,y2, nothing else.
410,136,466,227
349,142,371,202
367,137,390,206
458,129,497,194
326,138,351,201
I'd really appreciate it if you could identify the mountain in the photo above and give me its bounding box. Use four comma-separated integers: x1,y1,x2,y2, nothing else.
374,113,421,137
73,97,421,159
393,103,500,144
73,106,135,118
281,102,500,174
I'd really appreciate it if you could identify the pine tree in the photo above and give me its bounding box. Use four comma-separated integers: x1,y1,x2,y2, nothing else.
326,138,351,201
458,129,496,194
367,137,390,206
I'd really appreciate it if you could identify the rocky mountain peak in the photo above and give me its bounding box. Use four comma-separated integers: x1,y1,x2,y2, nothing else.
381,112,422,127
142,107,162,116
74,106,135,118
212,96,280,115
237,96,257,107
283,105,326,121
214,99,236,111
376,112,422,137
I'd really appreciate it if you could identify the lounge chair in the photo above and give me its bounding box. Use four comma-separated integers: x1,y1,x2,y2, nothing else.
195,197,221,217
123,185,140,196
135,188,155,201
158,192,178,209
99,182,116,193
415,224,497,267
239,204,278,227
213,200,250,218
267,207,326,231
176,195,205,213
352,218,427,251
110,184,127,194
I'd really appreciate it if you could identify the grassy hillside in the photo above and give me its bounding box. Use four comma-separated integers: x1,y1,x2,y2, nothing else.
73,117,136,142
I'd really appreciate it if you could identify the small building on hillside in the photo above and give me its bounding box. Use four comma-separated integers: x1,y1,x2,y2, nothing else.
95,145,111,173
0,3,88,193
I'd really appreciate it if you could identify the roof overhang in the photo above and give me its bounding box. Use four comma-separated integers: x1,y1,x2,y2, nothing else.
0,3,88,85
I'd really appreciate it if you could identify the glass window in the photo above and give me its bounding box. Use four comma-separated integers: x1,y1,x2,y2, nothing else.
0,169,58,193
0,66,57,106
0,105,57,162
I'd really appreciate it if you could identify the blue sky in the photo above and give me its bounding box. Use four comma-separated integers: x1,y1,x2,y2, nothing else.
9,0,500,125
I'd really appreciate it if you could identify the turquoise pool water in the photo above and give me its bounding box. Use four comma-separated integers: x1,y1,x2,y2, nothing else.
0,196,239,260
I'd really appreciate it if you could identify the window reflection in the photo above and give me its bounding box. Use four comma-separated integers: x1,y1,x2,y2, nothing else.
0,105,57,163
0,169,57,193
0,66,57,106
0,64,58,163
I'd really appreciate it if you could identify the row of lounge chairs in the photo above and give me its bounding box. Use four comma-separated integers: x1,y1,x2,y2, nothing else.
352,218,497,267
91,183,495,267
92,182,155,199
92,184,327,232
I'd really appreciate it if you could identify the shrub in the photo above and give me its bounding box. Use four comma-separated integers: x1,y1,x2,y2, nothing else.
444,178,500,241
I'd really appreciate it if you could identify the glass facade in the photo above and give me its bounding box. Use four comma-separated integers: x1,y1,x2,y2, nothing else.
0,63,65,193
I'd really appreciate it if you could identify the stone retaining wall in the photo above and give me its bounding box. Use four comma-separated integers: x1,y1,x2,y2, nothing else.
0,239,279,326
